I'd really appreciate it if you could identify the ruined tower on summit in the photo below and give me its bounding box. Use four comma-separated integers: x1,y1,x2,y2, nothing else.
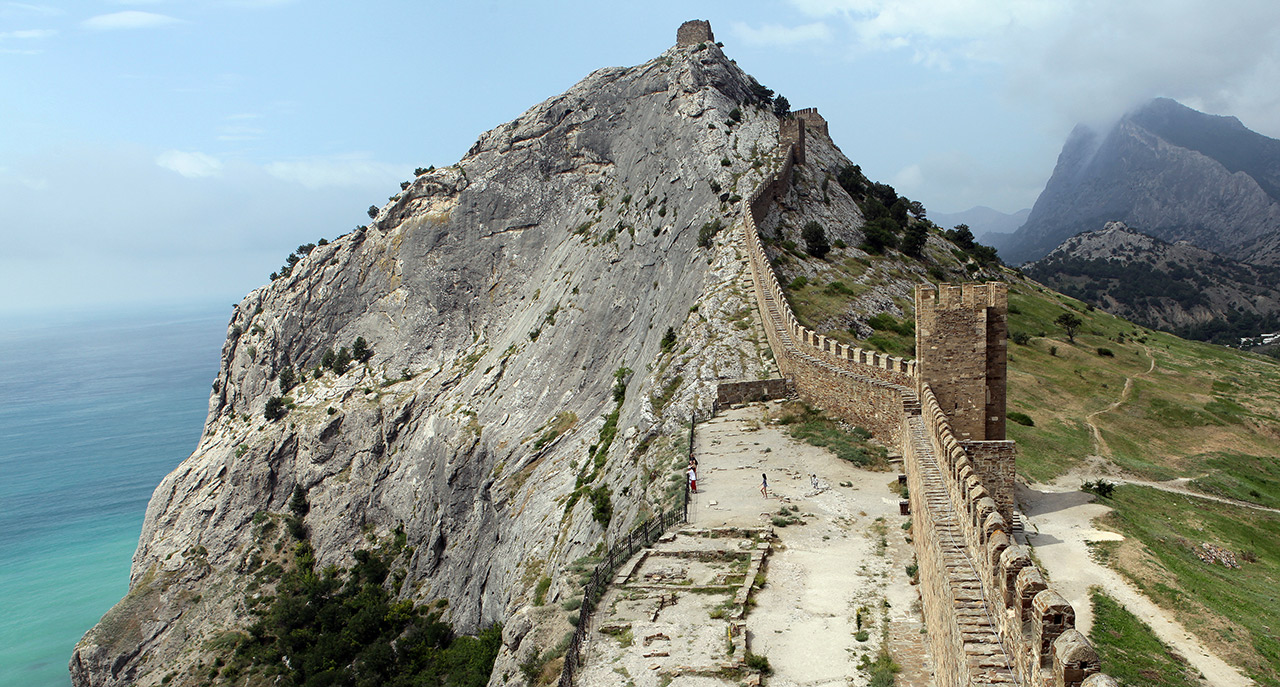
676,20,714,47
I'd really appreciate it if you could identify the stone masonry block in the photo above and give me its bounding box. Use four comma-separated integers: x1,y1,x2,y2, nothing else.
1033,590,1075,666
1016,567,1048,622
1053,629,1100,687
999,546,1033,607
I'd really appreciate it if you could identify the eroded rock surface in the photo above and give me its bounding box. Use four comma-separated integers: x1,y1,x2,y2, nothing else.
73,38,782,687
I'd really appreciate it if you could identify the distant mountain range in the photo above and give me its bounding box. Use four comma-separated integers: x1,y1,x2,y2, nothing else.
930,206,1029,242
990,98,1280,266
1024,221,1280,343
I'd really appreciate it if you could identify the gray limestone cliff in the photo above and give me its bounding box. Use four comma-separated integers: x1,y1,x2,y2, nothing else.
71,35,782,687
994,98,1280,266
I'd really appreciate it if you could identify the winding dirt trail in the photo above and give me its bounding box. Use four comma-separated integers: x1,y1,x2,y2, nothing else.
1084,345,1156,457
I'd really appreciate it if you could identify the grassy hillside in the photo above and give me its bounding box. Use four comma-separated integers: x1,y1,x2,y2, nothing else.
1091,486,1280,686
775,240,1280,679
776,245,1280,489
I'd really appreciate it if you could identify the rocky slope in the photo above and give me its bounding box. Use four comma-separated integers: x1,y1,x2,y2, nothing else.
71,32,787,687
1024,221,1280,342
993,98,1280,266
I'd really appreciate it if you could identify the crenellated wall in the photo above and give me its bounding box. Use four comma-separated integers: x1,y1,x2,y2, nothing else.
738,132,916,442
729,103,1117,687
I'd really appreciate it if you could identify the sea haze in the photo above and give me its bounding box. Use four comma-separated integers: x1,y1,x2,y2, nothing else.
0,305,227,686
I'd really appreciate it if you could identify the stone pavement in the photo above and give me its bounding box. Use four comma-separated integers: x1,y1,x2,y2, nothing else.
576,402,933,686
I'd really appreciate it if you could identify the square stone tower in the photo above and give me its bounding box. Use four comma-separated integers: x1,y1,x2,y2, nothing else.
676,20,714,47
915,282,1008,441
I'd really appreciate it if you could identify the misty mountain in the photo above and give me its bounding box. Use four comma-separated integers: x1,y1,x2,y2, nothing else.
930,206,1030,243
993,98,1280,266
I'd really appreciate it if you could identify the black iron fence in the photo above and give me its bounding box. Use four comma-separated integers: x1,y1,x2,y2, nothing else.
557,413,705,686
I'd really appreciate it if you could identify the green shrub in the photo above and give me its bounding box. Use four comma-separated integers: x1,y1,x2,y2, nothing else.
660,327,677,352
1008,411,1035,427
332,347,353,374
264,396,288,422
789,276,808,289
744,652,772,674
278,366,297,394
352,336,373,363
1082,479,1116,498
801,221,829,258
533,576,551,606
1011,331,1032,346
698,219,724,248
590,486,613,527
1097,347,1115,357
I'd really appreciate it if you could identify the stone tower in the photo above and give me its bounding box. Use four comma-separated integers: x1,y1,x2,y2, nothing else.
916,282,1015,521
915,282,1008,440
676,20,714,47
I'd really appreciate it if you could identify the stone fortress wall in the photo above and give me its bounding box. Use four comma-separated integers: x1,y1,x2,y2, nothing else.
724,87,1120,687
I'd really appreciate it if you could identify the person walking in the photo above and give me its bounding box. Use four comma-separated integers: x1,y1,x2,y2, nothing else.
760,473,768,498
688,466,698,493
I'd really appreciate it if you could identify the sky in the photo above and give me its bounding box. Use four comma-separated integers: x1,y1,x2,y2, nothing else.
3,0,1280,315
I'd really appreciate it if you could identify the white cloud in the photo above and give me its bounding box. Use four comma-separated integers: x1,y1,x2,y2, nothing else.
2,3,64,17
0,28,56,38
892,164,924,192
730,21,832,47
217,125,264,141
81,10,183,31
264,154,408,189
156,150,223,178
782,0,1280,136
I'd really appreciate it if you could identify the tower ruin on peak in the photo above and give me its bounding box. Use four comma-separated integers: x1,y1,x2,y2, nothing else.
676,20,714,47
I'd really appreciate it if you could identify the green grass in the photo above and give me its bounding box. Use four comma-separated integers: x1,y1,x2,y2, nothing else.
1100,485,1280,686
1088,589,1200,687
776,401,887,467
1190,452,1280,510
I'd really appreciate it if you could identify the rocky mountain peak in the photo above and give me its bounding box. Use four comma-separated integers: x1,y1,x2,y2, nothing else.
72,24,791,687
992,98,1280,266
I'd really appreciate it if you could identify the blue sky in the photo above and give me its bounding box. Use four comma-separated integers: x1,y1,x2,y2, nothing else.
3,0,1279,314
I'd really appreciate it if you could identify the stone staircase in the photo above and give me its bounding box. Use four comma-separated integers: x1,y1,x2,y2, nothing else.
902,390,922,416
907,415,1019,686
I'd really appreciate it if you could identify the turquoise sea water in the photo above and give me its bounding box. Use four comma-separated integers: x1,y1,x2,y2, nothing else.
0,306,227,687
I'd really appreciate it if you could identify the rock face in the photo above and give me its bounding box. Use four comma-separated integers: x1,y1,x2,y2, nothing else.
994,98,1280,266
1024,221,1280,340
72,33,783,687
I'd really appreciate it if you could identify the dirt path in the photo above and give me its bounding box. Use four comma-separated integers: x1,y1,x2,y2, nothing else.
1113,476,1280,514
1084,344,1156,457
1018,479,1253,687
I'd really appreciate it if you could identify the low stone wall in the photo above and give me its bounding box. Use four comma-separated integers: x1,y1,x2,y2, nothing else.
715,378,791,406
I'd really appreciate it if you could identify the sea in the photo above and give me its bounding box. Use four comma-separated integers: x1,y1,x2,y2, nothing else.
0,305,228,687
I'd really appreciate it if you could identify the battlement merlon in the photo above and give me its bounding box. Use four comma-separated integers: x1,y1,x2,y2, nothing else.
916,282,1007,311
676,20,714,47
